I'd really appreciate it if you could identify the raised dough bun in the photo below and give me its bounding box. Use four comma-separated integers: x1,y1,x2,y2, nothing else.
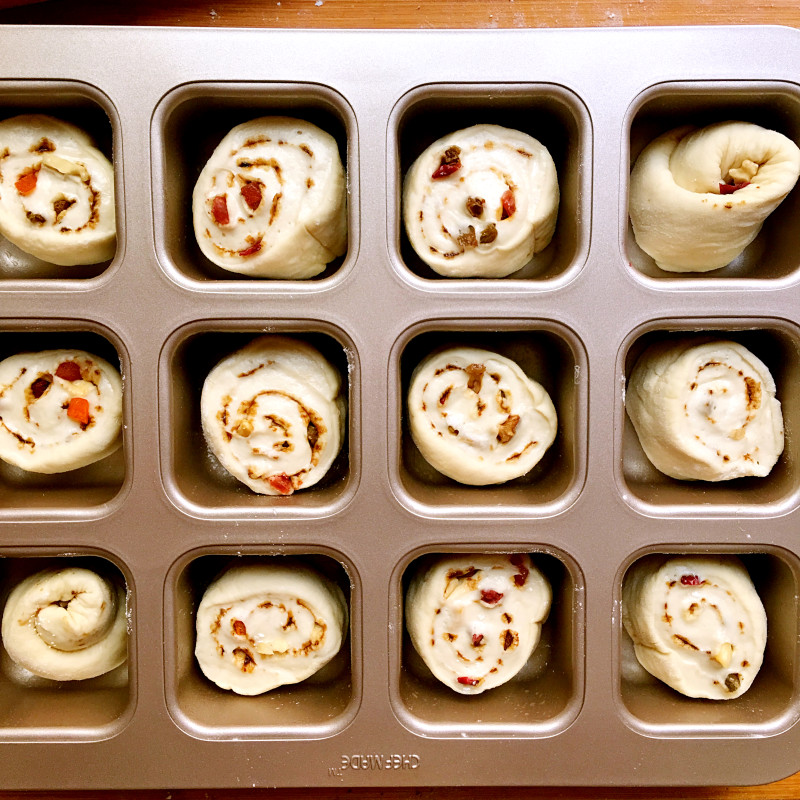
629,121,800,272
0,114,116,266
403,123,559,277
622,555,767,699
1,567,127,681
195,560,347,695
625,338,783,481
0,348,123,474
200,335,345,495
405,553,551,694
192,117,347,278
407,346,557,485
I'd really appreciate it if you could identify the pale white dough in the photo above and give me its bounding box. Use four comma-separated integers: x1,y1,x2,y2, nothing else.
625,338,783,481
0,348,123,474
192,117,347,278
200,335,345,495
407,346,557,485
405,553,551,695
0,115,116,266
629,121,800,272
622,555,767,700
403,124,559,277
195,561,347,695
1,567,127,681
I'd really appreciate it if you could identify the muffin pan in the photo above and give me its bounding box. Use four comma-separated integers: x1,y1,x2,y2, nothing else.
1,23,800,790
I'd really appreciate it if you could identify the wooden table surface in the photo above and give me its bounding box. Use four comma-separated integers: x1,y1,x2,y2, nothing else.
0,1,798,798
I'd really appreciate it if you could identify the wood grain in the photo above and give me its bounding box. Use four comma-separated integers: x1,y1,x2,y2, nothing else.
0,1,798,797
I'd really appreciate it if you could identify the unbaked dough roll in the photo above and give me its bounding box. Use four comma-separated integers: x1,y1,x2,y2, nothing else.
0,114,115,266
622,555,767,700
195,561,347,695
403,124,559,277
629,121,800,272
405,554,551,695
192,117,347,278
200,335,345,495
0,348,123,474
1,567,127,681
407,346,557,485
625,338,783,481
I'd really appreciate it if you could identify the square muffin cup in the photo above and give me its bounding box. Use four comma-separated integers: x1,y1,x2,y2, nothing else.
390,546,584,738
615,546,800,738
0,322,130,519
0,80,120,283
617,319,800,516
159,320,358,519
0,549,134,742
624,80,800,285
151,81,356,288
389,82,590,286
392,321,587,517
165,548,358,741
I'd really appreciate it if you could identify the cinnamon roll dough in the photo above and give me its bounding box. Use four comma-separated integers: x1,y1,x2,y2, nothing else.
629,121,800,272
622,555,767,699
403,124,559,277
195,561,347,695
407,346,557,485
1,567,127,681
625,338,783,481
405,553,551,695
0,115,116,266
200,335,345,495
192,117,347,278
0,348,123,474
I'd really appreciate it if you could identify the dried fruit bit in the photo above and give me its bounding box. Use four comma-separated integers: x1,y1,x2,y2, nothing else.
480,589,504,605
55,361,82,382
432,146,462,179
472,633,484,647
238,238,263,257
268,473,294,495
466,196,485,218
479,223,498,244
66,397,90,425
510,554,529,587
725,672,742,693
680,574,701,586
232,619,247,636
15,169,38,196
457,676,480,686
30,377,51,399
211,194,230,225
240,182,263,210
500,189,516,220
719,182,750,195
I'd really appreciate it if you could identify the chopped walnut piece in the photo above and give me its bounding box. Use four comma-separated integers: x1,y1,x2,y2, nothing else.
496,414,520,444
465,363,485,394
456,226,478,249
233,647,256,672
725,672,742,693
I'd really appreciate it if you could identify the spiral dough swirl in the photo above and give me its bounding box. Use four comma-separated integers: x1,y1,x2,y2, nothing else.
622,555,767,699
407,346,557,485
626,338,783,481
